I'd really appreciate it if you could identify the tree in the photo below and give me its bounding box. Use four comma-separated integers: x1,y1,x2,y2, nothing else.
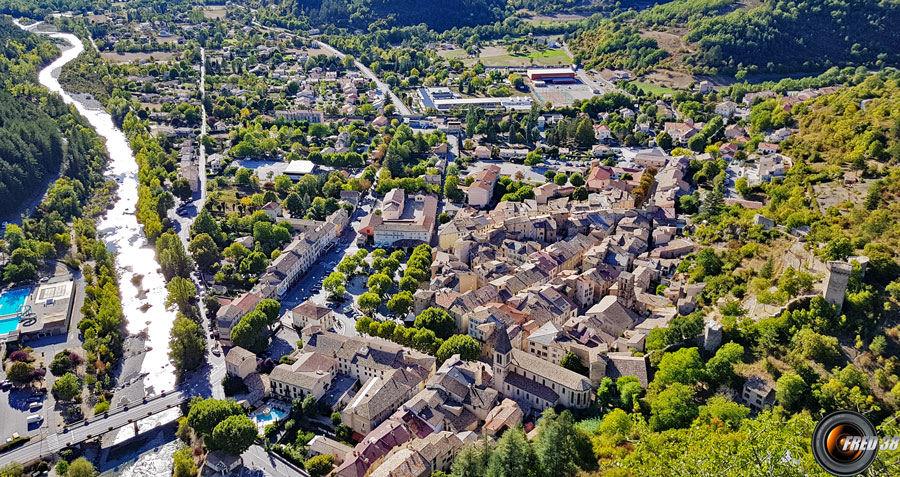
367,273,393,296
256,299,281,327
705,342,744,386
569,172,584,187
189,233,221,271
235,168,252,186
306,454,335,477
598,408,632,438
209,415,257,455
274,174,293,194
533,409,594,477
654,347,706,387
414,307,456,339
355,316,373,335
283,192,305,217
657,131,673,149
695,248,723,277
618,376,643,411
50,351,76,376
735,177,750,197
53,373,81,401
166,277,197,316
572,186,588,201
186,398,244,437
792,328,840,363
650,383,698,431
302,394,318,417
554,173,568,186
444,175,464,202
560,352,588,376
387,291,414,316
399,275,419,293
223,242,250,263
574,118,595,148
775,372,807,412
436,334,480,362
485,426,538,477
698,396,749,430
688,133,707,152
169,314,206,374
158,231,193,280
6,361,34,385
452,439,494,477
192,208,222,239
323,272,346,299
231,310,269,354
358,292,381,315
66,458,97,477
172,446,197,477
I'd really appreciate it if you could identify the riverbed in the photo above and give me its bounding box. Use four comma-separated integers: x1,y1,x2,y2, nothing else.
23,22,180,471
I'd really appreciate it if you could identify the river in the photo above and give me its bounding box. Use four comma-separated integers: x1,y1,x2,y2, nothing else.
22,23,181,473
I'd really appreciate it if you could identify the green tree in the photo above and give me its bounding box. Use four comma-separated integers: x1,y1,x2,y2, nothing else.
189,233,221,271
697,396,749,430
387,291,414,316
306,454,335,477
158,231,193,280
775,372,807,412
649,383,698,431
209,415,258,455
598,408,632,438
172,446,197,477
169,314,206,374
186,398,244,437
792,328,840,363
574,118,595,148
533,409,594,477
485,426,538,477
618,376,643,411
256,299,282,327
367,273,393,296
560,352,588,376
66,458,97,477
166,277,197,316
6,361,34,385
323,272,346,299
452,439,494,477
657,131,673,150
569,172,584,187
414,307,456,339
444,175,464,202
192,208,222,240
436,334,480,362
357,292,381,315
705,342,744,386
654,347,706,387
53,373,81,401
554,173,568,186
231,310,269,354
735,177,750,197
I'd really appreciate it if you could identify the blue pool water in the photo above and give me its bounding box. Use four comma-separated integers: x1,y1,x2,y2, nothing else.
254,408,286,424
0,287,30,316
0,318,19,335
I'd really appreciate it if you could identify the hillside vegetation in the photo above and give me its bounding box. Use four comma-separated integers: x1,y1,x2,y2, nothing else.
571,0,900,76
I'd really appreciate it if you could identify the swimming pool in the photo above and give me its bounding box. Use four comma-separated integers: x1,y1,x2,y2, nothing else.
0,287,31,317
0,317,19,335
253,407,287,424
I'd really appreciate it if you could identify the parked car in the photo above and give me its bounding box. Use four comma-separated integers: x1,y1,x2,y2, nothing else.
26,414,42,424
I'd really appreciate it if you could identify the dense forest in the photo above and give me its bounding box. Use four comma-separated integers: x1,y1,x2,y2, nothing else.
686,0,900,75
0,91,63,217
277,0,510,30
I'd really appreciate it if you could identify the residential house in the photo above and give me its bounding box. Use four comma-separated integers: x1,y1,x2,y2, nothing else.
225,346,257,379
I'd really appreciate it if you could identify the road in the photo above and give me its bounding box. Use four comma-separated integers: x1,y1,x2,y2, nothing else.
313,40,413,116
242,444,308,477
199,46,208,208
0,389,190,465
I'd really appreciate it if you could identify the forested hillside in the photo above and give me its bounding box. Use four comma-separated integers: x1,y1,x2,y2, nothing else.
686,0,900,75
570,0,900,77
279,0,510,30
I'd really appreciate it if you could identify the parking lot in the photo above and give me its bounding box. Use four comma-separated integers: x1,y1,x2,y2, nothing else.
0,377,50,444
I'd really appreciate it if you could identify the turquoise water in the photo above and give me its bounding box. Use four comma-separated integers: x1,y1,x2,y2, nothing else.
254,408,286,424
0,287,30,317
0,317,18,334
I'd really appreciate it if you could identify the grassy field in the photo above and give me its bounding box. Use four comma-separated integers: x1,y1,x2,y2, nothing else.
440,45,571,67
628,80,677,95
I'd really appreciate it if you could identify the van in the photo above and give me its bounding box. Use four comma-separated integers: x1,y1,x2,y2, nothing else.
29,402,42,410
26,414,42,424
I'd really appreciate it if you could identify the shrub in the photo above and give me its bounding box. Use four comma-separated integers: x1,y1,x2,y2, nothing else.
93,401,110,415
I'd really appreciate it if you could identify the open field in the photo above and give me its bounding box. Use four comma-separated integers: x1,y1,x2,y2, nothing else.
439,45,572,67
100,51,178,64
523,12,594,23
203,6,228,20
627,80,677,95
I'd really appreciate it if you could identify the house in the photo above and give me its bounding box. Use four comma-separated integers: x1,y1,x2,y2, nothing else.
290,300,335,330
758,154,791,182
224,346,257,379
260,201,282,220
372,115,390,127
205,451,242,475
698,80,713,94
216,291,262,346
499,148,528,160
473,145,492,160
741,376,775,411
664,122,696,144
715,101,737,118
483,398,524,436
724,124,746,140
593,124,612,141
308,435,354,466
757,142,780,155
372,191,439,248
269,351,337,402
634,151,668,168
467,165,500,208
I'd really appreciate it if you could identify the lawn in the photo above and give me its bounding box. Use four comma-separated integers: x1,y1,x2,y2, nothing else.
628,80,676,95
442,45,573,67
